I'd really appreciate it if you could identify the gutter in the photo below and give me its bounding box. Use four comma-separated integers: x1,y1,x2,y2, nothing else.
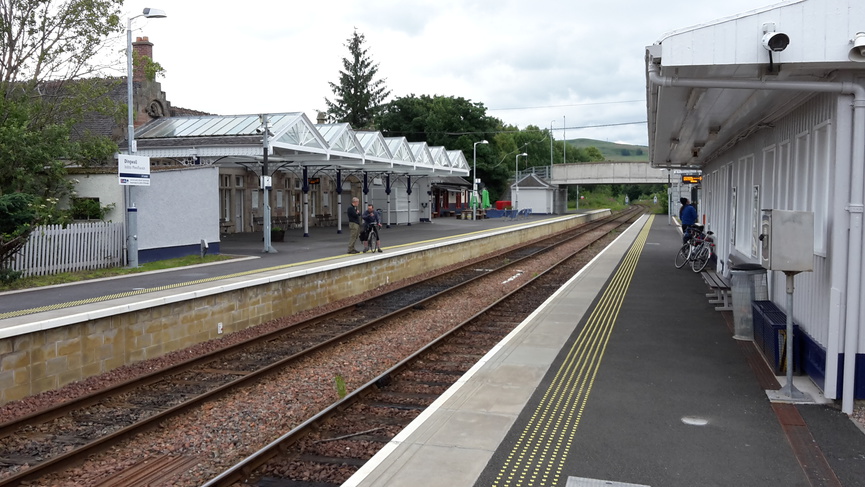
647,61,865,415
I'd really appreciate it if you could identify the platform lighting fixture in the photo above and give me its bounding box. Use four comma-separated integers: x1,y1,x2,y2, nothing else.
472,140,488,219
125,7,167,268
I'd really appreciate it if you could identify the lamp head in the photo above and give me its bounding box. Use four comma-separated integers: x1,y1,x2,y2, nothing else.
761,31,789,52
142,7,167,18
850,32,865,62
519,152,527,157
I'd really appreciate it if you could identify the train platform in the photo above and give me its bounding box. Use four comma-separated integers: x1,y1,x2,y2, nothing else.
0,214,550,320
344,214,865,487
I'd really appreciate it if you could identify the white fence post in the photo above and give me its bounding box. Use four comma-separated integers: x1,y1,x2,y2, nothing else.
10,222,125,277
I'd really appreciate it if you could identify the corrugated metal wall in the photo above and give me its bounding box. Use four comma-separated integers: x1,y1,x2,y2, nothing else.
702,93,836,348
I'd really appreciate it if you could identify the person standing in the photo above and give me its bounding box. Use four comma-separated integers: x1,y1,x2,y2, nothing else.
347,197,361,254
680,197,697,242
362,204,383,253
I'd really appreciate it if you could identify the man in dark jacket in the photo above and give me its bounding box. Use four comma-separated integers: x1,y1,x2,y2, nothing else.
680,197,698,242
347,197,361,254
362,204,383,253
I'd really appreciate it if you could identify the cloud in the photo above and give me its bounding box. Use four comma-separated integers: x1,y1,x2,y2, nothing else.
122,0,770,145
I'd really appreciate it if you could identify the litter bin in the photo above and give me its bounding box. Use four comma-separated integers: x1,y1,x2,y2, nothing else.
730,263,768,340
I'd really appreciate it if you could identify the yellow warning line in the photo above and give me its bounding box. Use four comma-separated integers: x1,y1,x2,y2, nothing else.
492,215,654,487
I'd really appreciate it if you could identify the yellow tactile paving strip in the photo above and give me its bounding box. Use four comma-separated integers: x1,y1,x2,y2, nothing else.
491,216,653,487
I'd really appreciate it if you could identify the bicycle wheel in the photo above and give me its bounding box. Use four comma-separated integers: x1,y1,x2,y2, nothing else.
675,243,691,268
691,245,711,272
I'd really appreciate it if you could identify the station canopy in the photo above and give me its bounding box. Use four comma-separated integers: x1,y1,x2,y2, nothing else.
130,112,470,178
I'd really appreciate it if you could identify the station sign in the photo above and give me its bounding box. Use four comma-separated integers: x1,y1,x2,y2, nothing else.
119,154,151,186
308,177,321,185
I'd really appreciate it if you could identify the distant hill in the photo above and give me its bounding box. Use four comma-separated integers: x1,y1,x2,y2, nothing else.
568,138,649,162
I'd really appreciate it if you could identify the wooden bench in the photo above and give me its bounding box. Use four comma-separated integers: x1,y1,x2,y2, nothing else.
272,216,289,229
252,216,264,232
701,269,732,311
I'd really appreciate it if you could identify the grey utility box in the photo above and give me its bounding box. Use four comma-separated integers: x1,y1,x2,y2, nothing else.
759,210,814,272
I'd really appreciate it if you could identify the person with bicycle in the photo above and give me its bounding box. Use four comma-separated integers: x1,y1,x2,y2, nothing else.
680,197,697,243
362,204,383,253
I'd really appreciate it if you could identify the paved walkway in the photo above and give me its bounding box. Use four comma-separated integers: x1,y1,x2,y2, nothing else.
346,215,865,487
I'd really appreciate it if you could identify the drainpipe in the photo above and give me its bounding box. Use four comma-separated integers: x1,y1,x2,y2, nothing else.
647,62,865,414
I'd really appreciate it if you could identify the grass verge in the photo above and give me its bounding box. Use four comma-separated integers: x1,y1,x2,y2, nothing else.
0,254,238,292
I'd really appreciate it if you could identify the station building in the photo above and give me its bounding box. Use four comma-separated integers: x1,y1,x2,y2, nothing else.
645,0,865,412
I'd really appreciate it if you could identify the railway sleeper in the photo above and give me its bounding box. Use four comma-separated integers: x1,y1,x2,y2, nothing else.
91,454,202,486
341,414,415,428
258,476,342,487
411,363,474,373
296,454,370,467
372,391,440,403
366,401,429,411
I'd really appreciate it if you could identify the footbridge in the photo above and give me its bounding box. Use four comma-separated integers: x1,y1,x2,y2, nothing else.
550,162,670,185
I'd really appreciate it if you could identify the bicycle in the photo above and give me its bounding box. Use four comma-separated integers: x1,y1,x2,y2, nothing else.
690,231,715,272
674,225,715,272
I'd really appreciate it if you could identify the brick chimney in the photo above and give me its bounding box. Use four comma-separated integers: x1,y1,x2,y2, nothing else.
132,36,154,82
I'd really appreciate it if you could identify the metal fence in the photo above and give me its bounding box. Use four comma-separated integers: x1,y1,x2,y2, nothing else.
11,222,125,277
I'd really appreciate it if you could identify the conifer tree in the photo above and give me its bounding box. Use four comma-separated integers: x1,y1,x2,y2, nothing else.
324,30,391,129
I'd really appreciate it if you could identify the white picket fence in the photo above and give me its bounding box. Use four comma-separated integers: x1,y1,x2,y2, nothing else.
11,222,125,277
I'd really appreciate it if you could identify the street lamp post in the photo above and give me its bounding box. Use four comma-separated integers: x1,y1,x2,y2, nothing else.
514,152,527,216
472,140,488,220
126,7,166,267
563,115,566,164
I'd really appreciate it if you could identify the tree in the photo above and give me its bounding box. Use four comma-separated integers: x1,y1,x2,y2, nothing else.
0,0,124,274
0,0,124,192
378,94,505,196
324,30,391,129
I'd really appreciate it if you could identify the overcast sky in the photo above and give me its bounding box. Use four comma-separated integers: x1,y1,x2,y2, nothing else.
117,0,778,146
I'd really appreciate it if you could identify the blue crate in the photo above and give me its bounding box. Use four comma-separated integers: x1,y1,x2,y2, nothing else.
752,301,801,375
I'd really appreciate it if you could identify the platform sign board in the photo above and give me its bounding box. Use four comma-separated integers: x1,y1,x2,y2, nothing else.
119,154,151,186
681,175,702,184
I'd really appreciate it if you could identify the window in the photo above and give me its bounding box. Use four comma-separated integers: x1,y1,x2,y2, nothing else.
762,146,776,212
733,156,753,254
751,185,760,258
777,142,790,209
793,132,811,211
812,123,831,254
71,197,104,220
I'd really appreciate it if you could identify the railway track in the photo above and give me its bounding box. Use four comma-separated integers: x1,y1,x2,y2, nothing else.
204,208,643,487
0,208,643,486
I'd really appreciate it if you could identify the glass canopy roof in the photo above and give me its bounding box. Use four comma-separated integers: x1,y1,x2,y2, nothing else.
132,113,469,177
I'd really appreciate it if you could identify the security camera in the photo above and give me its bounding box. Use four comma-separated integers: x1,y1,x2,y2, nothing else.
850,32,865,62
762,32,789,52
